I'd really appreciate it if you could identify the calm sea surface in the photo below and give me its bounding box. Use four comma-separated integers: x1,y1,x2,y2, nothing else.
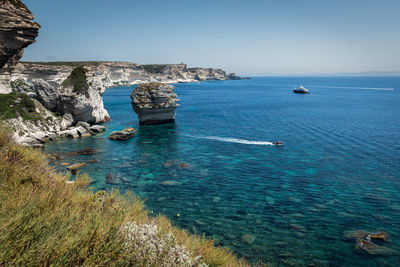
45,77,400,266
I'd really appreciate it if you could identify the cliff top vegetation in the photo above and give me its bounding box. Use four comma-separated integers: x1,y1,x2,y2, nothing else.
0,124,248,266
62,66,89,95
0,92,40,121
142,64,167,73
134,82,169,93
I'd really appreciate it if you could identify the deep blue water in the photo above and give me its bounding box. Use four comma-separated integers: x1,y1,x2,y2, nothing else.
45,77,400,266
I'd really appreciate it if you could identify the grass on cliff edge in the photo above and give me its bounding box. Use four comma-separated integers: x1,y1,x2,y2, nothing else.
0,125,248,266
134,82,166,92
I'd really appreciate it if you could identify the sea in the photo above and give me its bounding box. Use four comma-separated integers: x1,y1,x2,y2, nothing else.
45,77,400,266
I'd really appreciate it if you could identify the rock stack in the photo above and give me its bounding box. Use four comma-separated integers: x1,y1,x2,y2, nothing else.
130,82,179,125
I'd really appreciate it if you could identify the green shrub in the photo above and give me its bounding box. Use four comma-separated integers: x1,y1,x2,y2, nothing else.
10,78,30,91
62,66,89,95
142,64,167,73
134,82,164,93
0,92,41,121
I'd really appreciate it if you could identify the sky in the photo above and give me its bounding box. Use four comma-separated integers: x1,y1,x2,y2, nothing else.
22,0,400,75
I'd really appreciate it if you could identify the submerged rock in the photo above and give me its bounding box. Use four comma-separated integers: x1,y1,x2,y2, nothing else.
160,180,181,186
105,173,114,184
369,232,389,242
66,148,96,156
179,163,191,169
130,82,179,125
66,163,86,172
354,239,396,256
344,230,390,242
241,234,256,245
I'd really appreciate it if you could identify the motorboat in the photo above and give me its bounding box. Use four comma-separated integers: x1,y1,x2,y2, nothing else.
293,85,310,94
272,141,283,145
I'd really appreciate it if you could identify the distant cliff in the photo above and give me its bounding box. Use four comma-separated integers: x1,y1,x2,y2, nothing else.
14,62,240,86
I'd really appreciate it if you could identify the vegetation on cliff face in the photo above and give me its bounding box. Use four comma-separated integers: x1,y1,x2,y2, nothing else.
0,92,40,121
62,66,89,95
134,82,165,92
142,64,167,73
0,125,248,266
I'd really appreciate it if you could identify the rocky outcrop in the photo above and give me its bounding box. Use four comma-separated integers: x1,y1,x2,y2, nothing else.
108,127,136,140
0,0,40,94
130,82,179,125
30,66,111,124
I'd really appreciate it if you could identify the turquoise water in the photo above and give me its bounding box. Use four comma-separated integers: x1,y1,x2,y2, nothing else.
45,77,400,266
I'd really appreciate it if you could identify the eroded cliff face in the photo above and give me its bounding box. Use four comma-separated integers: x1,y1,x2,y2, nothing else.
0,0,40,93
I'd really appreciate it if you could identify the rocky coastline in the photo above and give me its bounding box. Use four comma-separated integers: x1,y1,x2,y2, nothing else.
2,62,240,146
0,0,241,147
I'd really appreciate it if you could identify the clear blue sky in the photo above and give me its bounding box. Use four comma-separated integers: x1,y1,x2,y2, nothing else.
22,0,400,75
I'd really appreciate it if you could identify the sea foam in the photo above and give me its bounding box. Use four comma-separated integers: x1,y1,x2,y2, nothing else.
189,135,273,145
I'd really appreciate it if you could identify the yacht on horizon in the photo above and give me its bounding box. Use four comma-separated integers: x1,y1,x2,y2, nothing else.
293,85,310,94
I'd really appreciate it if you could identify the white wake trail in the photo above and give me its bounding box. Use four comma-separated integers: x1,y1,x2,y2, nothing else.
307,85,395,91
188,135,273,145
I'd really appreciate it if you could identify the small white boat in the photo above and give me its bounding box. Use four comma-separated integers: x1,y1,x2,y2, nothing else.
293,85,310,94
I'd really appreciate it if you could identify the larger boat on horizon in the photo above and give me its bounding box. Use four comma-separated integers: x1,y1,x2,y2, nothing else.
293,85,310,94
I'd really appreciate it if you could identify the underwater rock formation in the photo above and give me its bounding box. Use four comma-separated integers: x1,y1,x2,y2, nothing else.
130,82,179,125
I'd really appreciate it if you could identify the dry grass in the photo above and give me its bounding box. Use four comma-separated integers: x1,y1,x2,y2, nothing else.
0,124,248,266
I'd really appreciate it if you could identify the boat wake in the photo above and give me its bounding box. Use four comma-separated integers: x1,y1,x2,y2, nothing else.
307,85,395,91
188,135,273,145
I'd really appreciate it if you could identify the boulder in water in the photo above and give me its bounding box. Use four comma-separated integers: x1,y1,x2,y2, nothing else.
108,127,136,140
